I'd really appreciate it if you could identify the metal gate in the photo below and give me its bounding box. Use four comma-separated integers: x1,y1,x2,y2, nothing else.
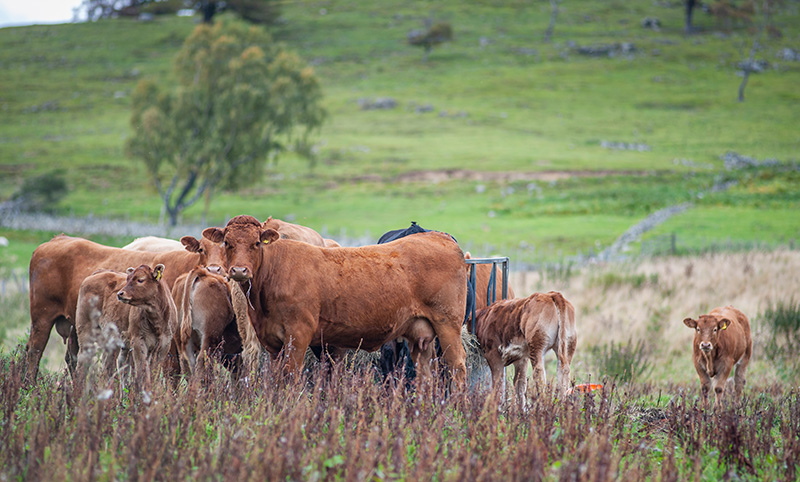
466,256,510,334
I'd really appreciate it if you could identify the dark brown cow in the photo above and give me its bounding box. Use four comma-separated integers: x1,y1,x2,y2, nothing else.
203,215,468,384
26,235,200,381
683,306,752,408
476,291,577,404
75,264,178,387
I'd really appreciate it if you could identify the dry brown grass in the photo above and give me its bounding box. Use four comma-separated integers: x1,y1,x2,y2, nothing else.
510,250,800,385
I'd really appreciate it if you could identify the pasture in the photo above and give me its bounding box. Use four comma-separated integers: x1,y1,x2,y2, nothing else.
1,0,800,479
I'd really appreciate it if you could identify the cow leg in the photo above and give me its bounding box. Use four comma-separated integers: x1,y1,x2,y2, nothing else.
25,312,61,383
512,358,528,408
131,338,151,390
712,360,735,409
484,349,506,401
65,326,80,378
528,346,547,393
282,328,314,377
555,342,575,396
733,346,752,399
433,325,468,389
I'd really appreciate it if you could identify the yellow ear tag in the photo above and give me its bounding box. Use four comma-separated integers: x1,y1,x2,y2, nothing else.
155,271,163,281
263,239,270,244
722,324,727,330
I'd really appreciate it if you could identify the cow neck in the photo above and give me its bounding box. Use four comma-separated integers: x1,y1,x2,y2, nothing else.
138,284,171,333
700,348,715,376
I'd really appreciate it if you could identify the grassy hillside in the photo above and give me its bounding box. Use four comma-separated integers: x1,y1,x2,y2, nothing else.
1,0,799,268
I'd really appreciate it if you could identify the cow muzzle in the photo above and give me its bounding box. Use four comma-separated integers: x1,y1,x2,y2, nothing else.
117,291,132,304
228,266,251,282
699,342,712,352
206,265,223,275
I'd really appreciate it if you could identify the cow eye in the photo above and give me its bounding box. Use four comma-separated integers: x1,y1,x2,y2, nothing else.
713,327,717,332
138,278,145,284
695,327,699,332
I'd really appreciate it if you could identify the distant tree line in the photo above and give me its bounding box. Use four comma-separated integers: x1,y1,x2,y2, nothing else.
79,0,280,24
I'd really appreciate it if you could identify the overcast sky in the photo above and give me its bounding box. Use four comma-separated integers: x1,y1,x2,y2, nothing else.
0,0,83,28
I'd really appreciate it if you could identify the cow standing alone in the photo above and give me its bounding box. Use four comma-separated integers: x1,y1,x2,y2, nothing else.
683,306,752,408
476,291,577,405
203,215,469,385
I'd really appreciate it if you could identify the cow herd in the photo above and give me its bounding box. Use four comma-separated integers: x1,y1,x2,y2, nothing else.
23,215,753,408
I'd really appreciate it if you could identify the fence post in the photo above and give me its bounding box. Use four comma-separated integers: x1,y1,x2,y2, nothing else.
670,232,677,255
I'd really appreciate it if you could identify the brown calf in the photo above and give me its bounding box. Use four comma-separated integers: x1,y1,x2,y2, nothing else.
75,264,178,387
26,235,200,382
476,291,577,404
683,306,752,408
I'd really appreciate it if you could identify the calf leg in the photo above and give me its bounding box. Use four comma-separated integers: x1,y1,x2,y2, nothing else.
712,360,735,409
528,346,547,393
555,343,575,396
513,358,529,408
484,349,506,401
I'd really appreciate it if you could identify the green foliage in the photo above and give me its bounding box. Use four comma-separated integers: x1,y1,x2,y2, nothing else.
407,22,453,60
10,170,68,213
226,0,282,25
127,18,325,225
140,0,185,16
590,338,652,384
762,298,800,383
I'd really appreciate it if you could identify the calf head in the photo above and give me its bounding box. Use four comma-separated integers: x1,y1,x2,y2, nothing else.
683,315,731,354
181,235,226,274
118,264,165,305
203,215,280,282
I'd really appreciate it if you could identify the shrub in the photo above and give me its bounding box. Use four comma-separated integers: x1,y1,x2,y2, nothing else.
762,298,800,382
10,170,68,213
590,338,651,383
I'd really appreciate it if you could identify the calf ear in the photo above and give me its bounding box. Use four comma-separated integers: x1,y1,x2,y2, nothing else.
718,318,731,331
126,267,135,275
153,264,165,281
260,228,280,245
181,236,200,253
203,227,224,243
683,317,697,329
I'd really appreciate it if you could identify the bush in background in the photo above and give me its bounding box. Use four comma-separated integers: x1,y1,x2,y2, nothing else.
590,338,651,384
762,298,800,383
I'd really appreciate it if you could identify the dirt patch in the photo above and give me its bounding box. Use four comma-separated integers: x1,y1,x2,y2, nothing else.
393,168,656,183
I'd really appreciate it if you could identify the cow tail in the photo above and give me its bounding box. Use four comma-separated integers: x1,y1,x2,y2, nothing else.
179,274,195,357
551,292,568,362
230,281,261,373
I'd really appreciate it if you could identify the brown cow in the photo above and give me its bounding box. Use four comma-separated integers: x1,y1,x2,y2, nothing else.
262,216,326,246
683,306,752,408
122,236,184,252
75,264,178,387
26,235,200,381
203,215,468,384
476,291,577,405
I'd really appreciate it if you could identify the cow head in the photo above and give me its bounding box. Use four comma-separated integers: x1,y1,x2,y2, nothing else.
683,315,731,353
203,215,280,282
118,264,165,305
181,235,226,274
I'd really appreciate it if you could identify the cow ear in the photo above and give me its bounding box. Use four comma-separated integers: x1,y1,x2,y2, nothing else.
126,267,135,275
203,227,224,243
181,236,201,253
683,317,697,329
153,264,165,281
718,318,730,331
260,228,280,245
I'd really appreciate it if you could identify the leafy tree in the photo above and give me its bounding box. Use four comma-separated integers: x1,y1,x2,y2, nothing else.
9,170,69,213
194,0,281,24
127,19,325,226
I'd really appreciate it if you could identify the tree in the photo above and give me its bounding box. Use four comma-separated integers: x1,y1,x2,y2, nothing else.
127,19,325,226
194,0,281,24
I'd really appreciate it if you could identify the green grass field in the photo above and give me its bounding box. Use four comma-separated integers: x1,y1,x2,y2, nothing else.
1,0,798,271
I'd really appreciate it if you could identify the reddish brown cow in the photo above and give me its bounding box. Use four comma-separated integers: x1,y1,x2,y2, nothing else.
683,306,752,408
75,264,178,387
262,216,326,246
26,235,200,381
476,291,577,404
203,215,468,384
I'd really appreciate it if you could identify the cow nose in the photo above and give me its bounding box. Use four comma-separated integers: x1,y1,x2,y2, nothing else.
229,266,250,281
206,265,223,274
699,342,712,352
